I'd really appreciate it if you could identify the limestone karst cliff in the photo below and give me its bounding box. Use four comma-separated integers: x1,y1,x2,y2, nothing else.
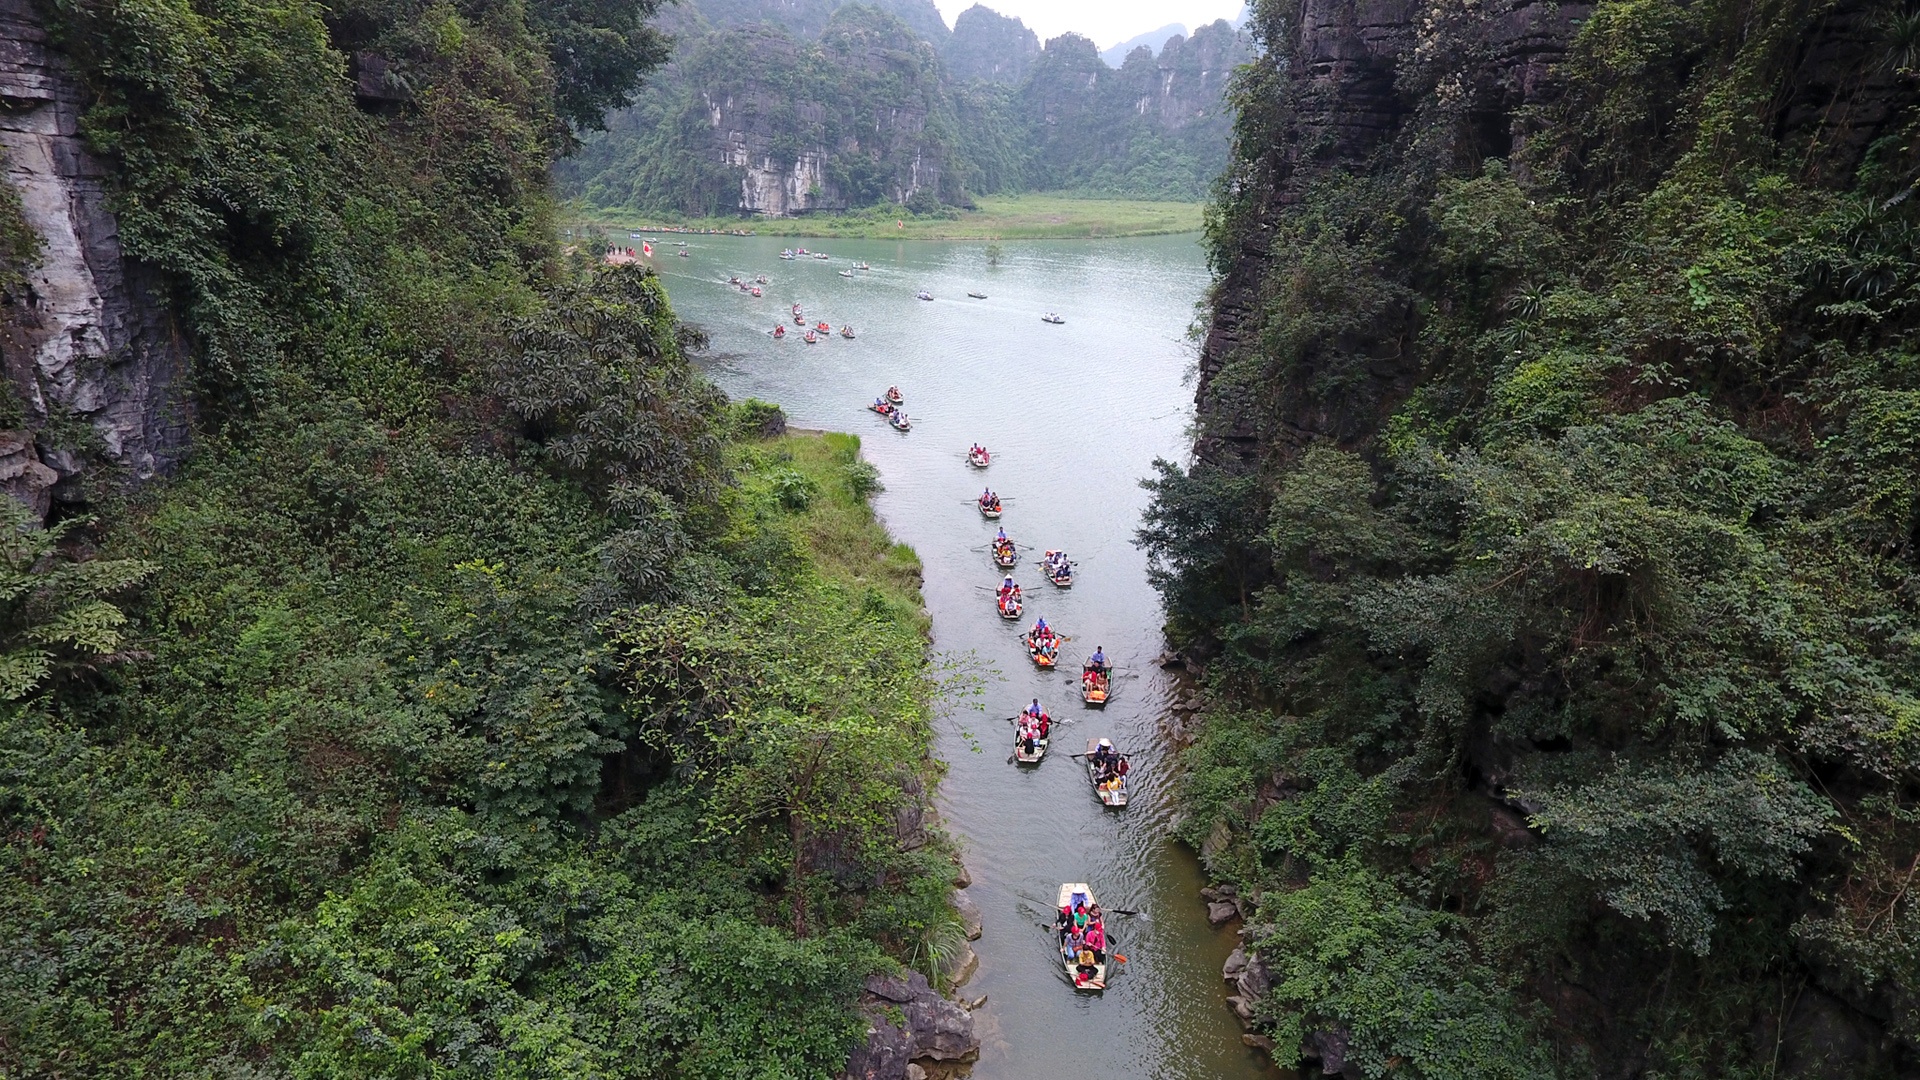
0,0,189,516
560,0,1256,214
1152,0,1920,1072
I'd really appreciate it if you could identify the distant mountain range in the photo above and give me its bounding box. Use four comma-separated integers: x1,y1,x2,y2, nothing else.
1100,22,1186,66
555,0,1252,217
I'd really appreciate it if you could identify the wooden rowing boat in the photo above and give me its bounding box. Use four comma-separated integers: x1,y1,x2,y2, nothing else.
997,587,1022,620
1026,628,1058,668
979,500,1001,519
1013,716,1048,763
1081,663,1109,707
1057,883,1108,991
967,449,990,468
1084,739,1128,806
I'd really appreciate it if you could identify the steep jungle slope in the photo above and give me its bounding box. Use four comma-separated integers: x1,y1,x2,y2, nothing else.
0,0,958,1074
1142,0,1920,1074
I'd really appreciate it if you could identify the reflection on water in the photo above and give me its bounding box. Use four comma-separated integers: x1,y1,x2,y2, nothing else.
644,230,1279,1080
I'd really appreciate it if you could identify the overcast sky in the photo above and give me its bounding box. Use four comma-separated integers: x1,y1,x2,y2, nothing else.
932,0,1246,50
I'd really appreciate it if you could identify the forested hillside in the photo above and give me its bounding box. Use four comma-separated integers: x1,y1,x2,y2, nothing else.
0,0,958,1073
1145,0,1920,1074
556,0,1252,215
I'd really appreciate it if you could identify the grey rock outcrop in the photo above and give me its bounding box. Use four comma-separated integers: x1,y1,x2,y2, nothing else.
840,971,980,1080
0,0,190,511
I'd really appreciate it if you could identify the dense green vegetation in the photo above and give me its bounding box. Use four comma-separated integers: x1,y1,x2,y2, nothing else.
1147,0,1920,1074
0,0,948,1073
555,0,1246,218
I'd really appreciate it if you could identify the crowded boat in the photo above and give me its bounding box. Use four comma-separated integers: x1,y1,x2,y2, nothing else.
1042,312,1064,324
968,444,990,468
1056,884,1111,990
996,575,1023,620
1084,738,1129,806
886,386,903,405
840,326,855,339
890,409,911,431
1043,550,1073,586
992,531,1017,568
978,489,1002,518
1014,699,1050,764
1026,618,1059,668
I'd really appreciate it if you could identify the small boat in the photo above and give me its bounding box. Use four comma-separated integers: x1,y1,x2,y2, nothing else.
794,314,807,325
992,537,1017,568
1013,711,1048,763
815,321,831,333
756,275,769,284
978,494,1002,519
854,261,871,270
840,269,854,278
1026,625,1059,668
804,330,818,343
751,287,763,297
728,276,741,285
1083,740,1128,806
1057,883,1110,990
997,585,1022,620
840,326,855,339
1044,551,1073,587
772,325,786,338
890,410,911,432
675,249,690,257
967,447,990,469
917,291,934,301
869,401,894,416
814,252,830,260
780,250,796,261
792,303,802,315
1042,313,1064,324
885,387,903,406
1081,662,1109,707
796,247,808,255
968,292,987,299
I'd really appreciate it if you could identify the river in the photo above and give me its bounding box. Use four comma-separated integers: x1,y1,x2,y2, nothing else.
637,230,1277,1080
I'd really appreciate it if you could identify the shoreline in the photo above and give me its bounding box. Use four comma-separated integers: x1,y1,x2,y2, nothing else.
563,193,1205,242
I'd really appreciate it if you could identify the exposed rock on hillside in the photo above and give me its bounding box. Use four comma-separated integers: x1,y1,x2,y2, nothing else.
839,971,980,1080
943,4,1039,84
0,0,190,512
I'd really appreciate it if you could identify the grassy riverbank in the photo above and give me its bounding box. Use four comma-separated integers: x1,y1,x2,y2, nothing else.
567,192,1205,240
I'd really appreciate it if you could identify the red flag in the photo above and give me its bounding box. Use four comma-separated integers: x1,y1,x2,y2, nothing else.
642,241,653,257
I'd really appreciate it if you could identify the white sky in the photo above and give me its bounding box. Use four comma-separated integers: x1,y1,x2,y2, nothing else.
933,0,1245,50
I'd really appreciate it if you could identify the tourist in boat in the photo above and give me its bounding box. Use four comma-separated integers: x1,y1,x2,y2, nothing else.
1085,922,1106,963
773,325,785,338
1091,738,1115,771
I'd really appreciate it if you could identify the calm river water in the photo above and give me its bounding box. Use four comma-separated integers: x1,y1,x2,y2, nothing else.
634,229,1277,1080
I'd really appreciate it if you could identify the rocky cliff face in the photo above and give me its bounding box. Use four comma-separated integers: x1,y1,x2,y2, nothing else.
943,4,1039,84
1194,0,1588,469
0,0,190,516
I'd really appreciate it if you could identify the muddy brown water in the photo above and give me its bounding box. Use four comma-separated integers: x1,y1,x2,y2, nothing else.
637,229,1282,1079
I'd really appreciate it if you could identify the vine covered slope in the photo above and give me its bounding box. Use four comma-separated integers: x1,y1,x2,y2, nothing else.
0,0,956,1074
1145,0,1920,1074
